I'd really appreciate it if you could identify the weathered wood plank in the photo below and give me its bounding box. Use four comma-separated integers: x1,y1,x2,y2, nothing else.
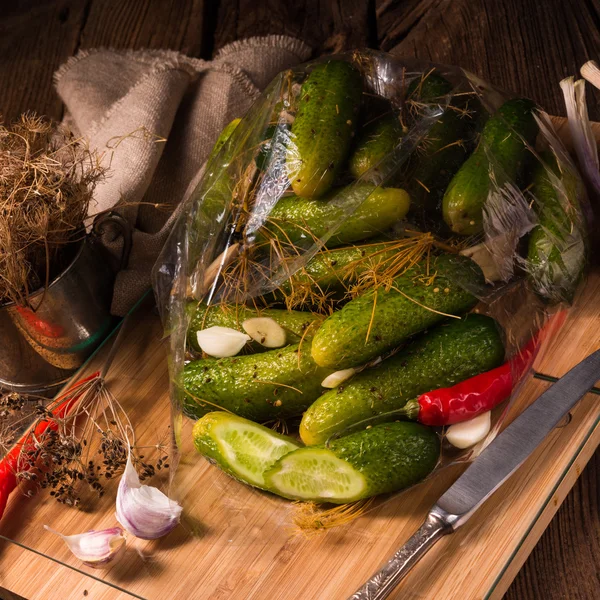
504,452,600,600
376,0,600,119
213,0,370,56
78,0,207,57
0,0,87,121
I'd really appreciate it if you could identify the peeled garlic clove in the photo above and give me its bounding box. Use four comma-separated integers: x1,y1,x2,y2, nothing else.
242,317,286,348
446,411,492,449
116,453,182,540
321,368,356,388
196,326,250,357
44,525,125,568
460,243,502,283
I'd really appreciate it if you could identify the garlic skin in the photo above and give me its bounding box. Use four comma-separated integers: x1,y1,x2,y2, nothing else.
321,368,356,388
242,317,286,348
446,411,492,449
196,326,250,357
44,525,125,568
116,454,182,540
559,76,600,194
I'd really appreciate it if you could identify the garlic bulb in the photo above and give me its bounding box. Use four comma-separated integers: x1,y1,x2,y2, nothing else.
44,525,125,568
242,317,286,348
446,412,491,449
321,368,356,388
116,453,182,540
196,326,250,357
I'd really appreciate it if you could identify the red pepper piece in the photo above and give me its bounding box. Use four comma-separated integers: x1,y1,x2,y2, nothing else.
413,336,539,426
0,371,99,519
15,305,65,338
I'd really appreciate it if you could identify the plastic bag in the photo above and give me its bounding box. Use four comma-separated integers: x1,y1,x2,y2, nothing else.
152,50,589,529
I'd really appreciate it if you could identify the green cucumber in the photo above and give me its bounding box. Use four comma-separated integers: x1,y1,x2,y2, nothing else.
443,98,539,235
191,118,242,250
192,412,300,489
254,184,410,249
301,314,504,445
349,114,404,181
527,154,587,303
185,302,322,353
206,118,241,166
279,241,403,298
288,60,363,198
182,343,333,422
406,74,472,231
256,123,290,171
265,421,440,503
311,254,483,370
407,72,453,100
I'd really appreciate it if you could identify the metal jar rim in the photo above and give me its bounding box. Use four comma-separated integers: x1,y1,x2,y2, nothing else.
0,235,86,310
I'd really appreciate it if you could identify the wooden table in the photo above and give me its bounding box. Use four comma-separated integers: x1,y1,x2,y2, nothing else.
0,2,598,599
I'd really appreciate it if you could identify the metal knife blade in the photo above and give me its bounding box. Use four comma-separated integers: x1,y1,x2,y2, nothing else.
436,347,600,528
350,348,600,600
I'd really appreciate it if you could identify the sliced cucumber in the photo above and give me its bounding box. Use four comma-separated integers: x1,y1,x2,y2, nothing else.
265,421,440,503
264,448,367,502
192,412,300,488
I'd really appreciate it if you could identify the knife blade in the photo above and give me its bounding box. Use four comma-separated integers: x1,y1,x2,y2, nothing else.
350,348,600,600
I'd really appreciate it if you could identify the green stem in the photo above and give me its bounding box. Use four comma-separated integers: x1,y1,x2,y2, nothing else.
402,399,421,420
323,403,418,447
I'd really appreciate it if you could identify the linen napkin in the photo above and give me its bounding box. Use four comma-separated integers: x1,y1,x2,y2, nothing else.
54,36,311,316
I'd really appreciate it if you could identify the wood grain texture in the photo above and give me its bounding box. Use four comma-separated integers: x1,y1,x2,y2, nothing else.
504,453,600,600
77,0,207,57
213,0,371,56
0,287,598,600
0,0,87,121
377,0,600,120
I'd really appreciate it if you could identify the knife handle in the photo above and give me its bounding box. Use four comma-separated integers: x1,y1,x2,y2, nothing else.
349,510,451,600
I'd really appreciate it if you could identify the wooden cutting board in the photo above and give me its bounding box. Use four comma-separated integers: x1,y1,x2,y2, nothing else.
0,274,598,600
0,117,599,600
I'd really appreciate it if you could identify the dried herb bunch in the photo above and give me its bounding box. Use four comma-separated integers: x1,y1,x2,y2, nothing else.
0,377,168,508
0,114,105,306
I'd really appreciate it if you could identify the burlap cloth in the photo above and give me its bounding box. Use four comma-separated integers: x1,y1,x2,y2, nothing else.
54,36,311,316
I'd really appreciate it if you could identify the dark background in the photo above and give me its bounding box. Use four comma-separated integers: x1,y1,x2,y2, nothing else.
0,1,599,599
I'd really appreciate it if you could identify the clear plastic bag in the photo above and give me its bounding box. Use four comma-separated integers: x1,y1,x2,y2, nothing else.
152,50,590,530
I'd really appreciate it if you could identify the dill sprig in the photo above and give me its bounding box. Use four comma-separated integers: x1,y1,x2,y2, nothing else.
0,378,168,508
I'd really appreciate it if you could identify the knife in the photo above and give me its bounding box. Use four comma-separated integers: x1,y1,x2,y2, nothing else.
350,348,600,600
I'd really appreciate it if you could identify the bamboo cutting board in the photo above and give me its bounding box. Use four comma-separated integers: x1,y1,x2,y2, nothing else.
0,117,599,600
0,274,598,600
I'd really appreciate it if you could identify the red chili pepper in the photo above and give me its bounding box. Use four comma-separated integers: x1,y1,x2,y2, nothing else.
407,336,539,426
0,371,99,519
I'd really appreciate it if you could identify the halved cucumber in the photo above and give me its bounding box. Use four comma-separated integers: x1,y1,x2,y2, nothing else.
264,421,440,504
192,412,300,488
264,448,367,502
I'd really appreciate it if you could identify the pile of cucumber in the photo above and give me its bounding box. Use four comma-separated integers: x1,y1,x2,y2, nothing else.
179,58,587,506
